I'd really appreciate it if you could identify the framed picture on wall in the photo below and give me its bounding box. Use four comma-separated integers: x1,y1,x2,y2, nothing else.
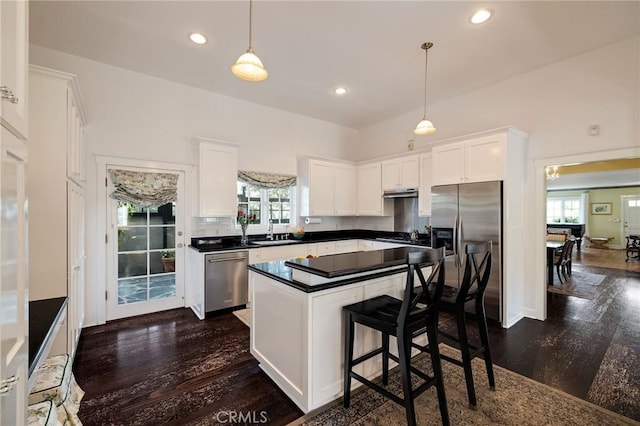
591,202,612,215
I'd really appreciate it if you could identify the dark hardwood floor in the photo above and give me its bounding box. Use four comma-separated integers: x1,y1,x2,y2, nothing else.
73,250,640,425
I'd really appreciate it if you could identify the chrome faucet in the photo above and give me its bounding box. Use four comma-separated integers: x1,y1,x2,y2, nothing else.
267,220,274,240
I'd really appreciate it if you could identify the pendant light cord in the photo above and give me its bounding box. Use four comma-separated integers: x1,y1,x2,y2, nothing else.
248,0,253,50
423,45,428,117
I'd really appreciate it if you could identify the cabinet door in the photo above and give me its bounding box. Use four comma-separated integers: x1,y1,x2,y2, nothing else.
0,0,28,138
67,91,84,185
418,154,432,216
198,142,238,216
334,240,358,254
398,156,419,188
432,142,465,186
381,160,399,190
310,286,362,408
0,128,28,426
308,160,335,216
67,183,85,360
334,163,356,216
356,163,384,216
465,137,505,183
316,241,336,256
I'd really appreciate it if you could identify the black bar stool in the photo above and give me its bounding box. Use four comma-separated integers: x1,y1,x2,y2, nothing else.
425,241,494,409
343,247,449,426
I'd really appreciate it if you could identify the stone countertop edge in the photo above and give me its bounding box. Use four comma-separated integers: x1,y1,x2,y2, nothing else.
190,235,432,253
248,261,413,293
29,297,68,377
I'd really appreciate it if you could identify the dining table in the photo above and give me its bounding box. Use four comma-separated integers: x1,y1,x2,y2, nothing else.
546,241,565,285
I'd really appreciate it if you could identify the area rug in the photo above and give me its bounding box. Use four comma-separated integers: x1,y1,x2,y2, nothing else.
232,308,250,327
547,269,607,299
288,345,638,426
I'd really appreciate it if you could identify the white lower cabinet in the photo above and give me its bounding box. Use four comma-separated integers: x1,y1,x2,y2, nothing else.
334,240,358,254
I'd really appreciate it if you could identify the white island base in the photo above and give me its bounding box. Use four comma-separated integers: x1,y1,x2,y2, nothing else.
249,265,431,413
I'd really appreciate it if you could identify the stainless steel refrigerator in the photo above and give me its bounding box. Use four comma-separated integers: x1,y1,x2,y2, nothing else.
431,181,502,322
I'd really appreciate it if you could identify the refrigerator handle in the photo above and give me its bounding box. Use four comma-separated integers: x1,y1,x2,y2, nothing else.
453,214,459,267
458,214,463,268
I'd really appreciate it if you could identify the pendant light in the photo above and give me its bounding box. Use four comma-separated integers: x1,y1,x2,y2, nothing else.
414,42,436,135
231,0,268,82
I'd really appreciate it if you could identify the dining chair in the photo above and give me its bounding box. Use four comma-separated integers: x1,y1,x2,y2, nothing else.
554,239,575,283
342,247,449,426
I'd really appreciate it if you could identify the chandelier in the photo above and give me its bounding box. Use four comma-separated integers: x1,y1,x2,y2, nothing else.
546,166,560,180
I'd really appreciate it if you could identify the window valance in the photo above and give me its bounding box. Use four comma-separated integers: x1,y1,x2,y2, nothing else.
108,169,178,208
238,170,297,189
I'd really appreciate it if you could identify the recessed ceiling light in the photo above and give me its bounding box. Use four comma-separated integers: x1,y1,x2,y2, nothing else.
334,87,348,95
189,33,207,45
470,9,492,24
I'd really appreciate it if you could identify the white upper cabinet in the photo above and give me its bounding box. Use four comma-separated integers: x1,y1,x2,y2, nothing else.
196,139,238,217
0,0,28,139
432,136,506,186
299,158,356,217
381,155,419,190
334,163,356,216
356,162,388,216
418,153,432,216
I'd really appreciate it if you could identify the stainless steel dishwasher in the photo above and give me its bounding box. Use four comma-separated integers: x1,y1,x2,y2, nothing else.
205,250,248,313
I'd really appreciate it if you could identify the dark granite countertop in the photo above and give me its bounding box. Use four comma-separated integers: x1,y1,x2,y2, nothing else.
285,246,431,278
248,246,434,293
29,297,68,376
190,230,431,253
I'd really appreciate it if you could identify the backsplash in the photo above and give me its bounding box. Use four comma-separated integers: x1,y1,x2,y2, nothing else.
191,215,395,238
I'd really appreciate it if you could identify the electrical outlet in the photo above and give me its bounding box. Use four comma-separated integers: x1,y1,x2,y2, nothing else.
588,124,600,136
408,141,414,150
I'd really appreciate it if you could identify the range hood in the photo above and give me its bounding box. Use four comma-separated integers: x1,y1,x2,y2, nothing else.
382,188,419,198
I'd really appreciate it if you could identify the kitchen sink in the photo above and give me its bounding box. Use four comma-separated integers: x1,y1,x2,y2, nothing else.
250,240,304,246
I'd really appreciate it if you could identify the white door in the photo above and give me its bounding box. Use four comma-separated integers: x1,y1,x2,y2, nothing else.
106,167,186,320
622,196,640,237
0,128,28,425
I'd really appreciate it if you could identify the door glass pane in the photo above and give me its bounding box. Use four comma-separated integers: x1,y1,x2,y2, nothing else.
118,253,147,278
116,199,177,306
118,227,147,252
149,226,175,250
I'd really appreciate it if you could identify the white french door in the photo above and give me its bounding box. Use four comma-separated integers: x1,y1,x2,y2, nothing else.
106,166,186,320
622,195,640,237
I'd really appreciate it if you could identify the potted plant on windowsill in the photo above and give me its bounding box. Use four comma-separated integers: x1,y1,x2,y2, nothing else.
161,250,175,273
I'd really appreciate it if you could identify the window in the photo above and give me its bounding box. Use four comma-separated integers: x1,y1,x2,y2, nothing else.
237,182,295,227
547,197,582,224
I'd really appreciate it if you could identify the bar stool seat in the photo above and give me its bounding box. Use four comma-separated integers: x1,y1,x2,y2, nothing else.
28,400,60,426
343,247,449,426
29,354,85,426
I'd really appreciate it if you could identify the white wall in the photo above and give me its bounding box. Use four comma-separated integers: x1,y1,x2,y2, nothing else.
30,45,358,327
352,36,640,324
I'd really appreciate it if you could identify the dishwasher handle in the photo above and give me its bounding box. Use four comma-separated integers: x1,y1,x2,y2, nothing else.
206,251,248,263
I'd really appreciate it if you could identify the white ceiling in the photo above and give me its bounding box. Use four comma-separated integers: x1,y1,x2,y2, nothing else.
30,1,639,129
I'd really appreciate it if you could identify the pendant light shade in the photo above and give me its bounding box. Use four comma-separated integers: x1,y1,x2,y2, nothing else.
414,42,435,135
414,118,436,135
232,49,268,81
232,0,268,82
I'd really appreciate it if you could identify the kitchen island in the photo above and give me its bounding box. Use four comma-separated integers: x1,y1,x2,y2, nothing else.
248,246,434,413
